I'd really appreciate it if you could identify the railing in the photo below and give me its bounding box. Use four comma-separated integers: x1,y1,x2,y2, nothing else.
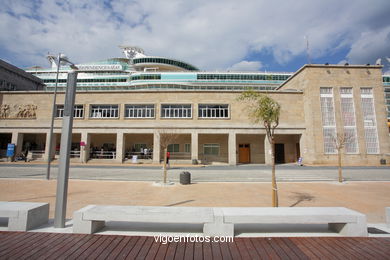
30,150,45,160
55,150,81,158
125,151,152,160
169,152,191,160
90,150,116,159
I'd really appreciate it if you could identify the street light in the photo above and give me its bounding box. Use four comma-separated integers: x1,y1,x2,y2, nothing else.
46,54,77,180
54,67,79,228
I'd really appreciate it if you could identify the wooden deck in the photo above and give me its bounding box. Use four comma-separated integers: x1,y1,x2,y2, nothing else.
0,232,389,259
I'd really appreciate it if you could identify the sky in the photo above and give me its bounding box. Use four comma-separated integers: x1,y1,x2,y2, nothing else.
1,0,390,73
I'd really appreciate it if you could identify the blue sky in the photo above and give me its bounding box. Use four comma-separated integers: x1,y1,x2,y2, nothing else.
1,0,390,72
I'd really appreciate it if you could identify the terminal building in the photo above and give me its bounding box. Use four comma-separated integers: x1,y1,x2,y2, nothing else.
0,46,389,165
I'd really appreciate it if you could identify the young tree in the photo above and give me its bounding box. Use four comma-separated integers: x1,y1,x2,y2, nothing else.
333,132,353,183
159,130,179,184
238,90,281,207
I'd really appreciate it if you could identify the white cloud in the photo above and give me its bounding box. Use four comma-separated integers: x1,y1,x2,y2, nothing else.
1,0,390,71
228,61,263,71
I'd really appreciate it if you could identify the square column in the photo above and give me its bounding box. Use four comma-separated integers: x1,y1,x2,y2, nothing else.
228,132,237,165
153,132,161,164
116,132,125,163
80,132,90,163
191,132,198,163
264,136,272,165
44,132,57,161
11,132,23,158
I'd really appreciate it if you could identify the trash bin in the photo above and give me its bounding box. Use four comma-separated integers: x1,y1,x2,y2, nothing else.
380,158,386,165
180,171,191,185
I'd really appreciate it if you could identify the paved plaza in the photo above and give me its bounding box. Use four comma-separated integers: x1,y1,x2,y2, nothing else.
0,162,390,182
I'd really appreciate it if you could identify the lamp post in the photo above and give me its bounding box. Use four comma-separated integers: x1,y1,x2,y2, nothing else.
54,68,78,228
46,54,76,180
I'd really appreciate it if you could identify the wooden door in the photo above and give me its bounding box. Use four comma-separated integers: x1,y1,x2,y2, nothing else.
239,144,250,163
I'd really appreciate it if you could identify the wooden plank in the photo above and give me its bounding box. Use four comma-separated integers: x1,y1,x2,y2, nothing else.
136,237,155,260
37,233,88,259
115,236,141,260
219,241,233,260
331,238,371,260
174,241,186,259
317,237,349,259
183,241,194,260
104,236,133,259
235,238,252,259
353,238,390,259
255,238,281,259
73,234,109,259
144,238,161,260
279,238,309,260
0,231,24,243
65,234,102,259
11,233,60,260
87,235,117,259
126,236,148,259
227,241,242,259
193,242,203,260
266,237,291,260
164,242,178,260
289,238,319,259
0,231,37,251
211,240,223,259
273,237,303,260
203,241,213,260
250,238,272,259
0,232,47,258
94,235,124,260
42,234,88,260
154,239,170,260
304,238,343,260
56,234,96,260
243,238,260,259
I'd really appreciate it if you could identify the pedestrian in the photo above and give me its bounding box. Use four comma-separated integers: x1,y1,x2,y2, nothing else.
166,151,170,168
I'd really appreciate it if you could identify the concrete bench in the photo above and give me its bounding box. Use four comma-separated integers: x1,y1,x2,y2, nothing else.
204,207,367,237
0,201,49,231
73,205,215,234
386,207,390,228
73,205,367,237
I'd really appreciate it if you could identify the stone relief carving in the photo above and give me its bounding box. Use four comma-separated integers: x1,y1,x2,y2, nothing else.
0,104,37,119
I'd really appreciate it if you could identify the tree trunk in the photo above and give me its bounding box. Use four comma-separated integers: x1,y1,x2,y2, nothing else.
163,147,167,183
338,150,342,183
271,140,278,207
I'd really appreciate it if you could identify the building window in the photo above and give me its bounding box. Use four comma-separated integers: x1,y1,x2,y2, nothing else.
125,104,154,118
320,87,337,154
198,104,229,118
203,144,220,156
134,144,147,153
339,88,358,154
168,144,180,152
360,88,379,154
55,105,84,118
90,105,119,118
161,104,192,118
184,143,191,153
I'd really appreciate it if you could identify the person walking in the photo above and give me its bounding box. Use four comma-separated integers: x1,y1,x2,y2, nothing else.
166,151,170,168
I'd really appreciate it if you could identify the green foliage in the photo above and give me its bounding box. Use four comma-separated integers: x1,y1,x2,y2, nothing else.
237,90,281,129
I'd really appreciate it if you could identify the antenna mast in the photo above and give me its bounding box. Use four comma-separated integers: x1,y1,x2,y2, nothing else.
304,36,311,64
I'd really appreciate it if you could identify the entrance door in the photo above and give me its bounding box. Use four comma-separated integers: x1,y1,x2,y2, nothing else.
275,143,285,164
239,144,250,163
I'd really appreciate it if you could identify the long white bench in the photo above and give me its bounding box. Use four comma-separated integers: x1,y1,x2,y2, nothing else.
204,207,367,237
386,207,390,228
0,201,49,231
73,205,367,237
73,205,215,234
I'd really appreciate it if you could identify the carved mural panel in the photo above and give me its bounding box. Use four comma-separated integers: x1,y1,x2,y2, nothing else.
0,104,37,119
